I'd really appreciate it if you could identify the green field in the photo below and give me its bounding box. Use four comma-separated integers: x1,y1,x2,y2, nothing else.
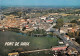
0,31,59,56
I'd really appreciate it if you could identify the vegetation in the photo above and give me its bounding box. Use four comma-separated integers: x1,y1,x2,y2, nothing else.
66,29,80,44
8,27,20,33
70,19,80,25
54,19,64,28
27,29,47,37
0,31,59,56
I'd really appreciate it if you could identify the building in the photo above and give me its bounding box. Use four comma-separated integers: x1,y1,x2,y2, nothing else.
0,24,3,28
8,52,19,56
46,20,53,23
25,25,29,29
52,46,67,51
67,47,78,56
4,26,9,29
63,23,77,27
58,40,64,45
64,35,70,40
40,16,46,20
60,27,68,34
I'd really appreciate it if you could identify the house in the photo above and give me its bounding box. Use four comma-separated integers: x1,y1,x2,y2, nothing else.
20,19,27,23
52,46,67,51
40,16,46,20
4,26,8,29
10,25,17,28
67,27,78,33
46,20,53,23
60,27,68,34
0,25,3,28
48,17,54,20
33,26,38,30
67,47,78,55
25,25,29,29
64,35,70,40
50,18,54,20
58,40,64,45
8,52,19,56
63,23,77,27
60,26,79,34
70,38,75,41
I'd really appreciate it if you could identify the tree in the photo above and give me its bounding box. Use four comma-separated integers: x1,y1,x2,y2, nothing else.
54,19,64,29
22,27,26,31
70,20,77,23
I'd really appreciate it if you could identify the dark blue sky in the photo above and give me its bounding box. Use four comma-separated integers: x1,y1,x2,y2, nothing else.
0,0,80,7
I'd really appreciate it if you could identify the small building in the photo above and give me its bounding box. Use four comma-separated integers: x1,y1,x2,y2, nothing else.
70,38,75,41
25,25,29,29
40,17,46,20
0,25,3,28
58,41,64,45
63,23,77,27
4,26,8,29
25,25,33,31
64,35,70,40
67,47,78,55
8,52,19,56
46,20,53,23
50,18,54,20
60,27,67,34
33,26,38,30
48,18,54,20
21,19,25,22
52,46,67,51
60,26,78,34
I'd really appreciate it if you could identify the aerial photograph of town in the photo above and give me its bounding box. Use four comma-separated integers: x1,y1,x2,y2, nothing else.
0,0,80,56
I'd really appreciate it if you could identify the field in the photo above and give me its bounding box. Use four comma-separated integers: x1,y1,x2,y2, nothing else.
0,31,59,56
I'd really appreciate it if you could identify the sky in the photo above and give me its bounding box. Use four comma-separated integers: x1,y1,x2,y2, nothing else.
0,0,80,7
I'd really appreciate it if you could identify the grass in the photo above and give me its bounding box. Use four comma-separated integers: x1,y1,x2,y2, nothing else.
0,31,59,56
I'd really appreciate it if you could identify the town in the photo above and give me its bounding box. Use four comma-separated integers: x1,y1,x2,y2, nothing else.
0,7,80,56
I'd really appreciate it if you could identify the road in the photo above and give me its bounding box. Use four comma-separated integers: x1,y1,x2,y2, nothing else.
54,29,80,53
46,23,56,31
46,23,80,53
21,49,51,53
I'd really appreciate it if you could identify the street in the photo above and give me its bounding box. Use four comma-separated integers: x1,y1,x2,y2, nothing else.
46,23,80,53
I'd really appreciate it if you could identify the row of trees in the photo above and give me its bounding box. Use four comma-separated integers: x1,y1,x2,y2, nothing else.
8,27,20,33
27,29,47,37
70,19,80,25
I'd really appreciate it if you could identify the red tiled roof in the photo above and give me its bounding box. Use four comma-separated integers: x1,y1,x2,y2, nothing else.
52,46,67,51
26,25,29,27
47,20,53,21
